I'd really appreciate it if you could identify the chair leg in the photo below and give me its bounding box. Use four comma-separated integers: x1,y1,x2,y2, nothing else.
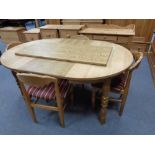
30,108,37,123
26,102,37,123
119,94,128,116
92,89,96,109
18,80,37,123
58,108,65,127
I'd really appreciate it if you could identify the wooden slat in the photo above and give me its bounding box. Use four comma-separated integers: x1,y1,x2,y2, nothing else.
31,103,59,111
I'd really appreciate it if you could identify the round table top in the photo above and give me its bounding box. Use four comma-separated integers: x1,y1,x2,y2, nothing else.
1,39,133,82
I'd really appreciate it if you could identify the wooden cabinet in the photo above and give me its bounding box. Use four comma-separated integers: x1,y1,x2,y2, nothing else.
58,25,85,38
93,35,117,42
40,25,59,39
23,28,41,42
128,37,147,53
61,19,104,27
78,24,152,53
41,29,58,39
45,19,61,25
117,36,130,43
85,34,93,40
40,24,85,39
128,43,147,52
59,30,78,38
0,27,25,44
79,24,135,45
62,19,81,25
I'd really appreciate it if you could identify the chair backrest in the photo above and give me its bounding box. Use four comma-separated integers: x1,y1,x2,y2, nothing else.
129,51,143,71
17,73,58,87
70,35,89,40
122,51,143,89
16,73,62,102
7,41,23,50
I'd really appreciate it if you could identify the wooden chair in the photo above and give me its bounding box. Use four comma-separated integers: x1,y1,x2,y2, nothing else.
1,42,23,65
70,35,89,40
16,73,71,127
5,42,23,95
6,41,23,50
91,51,143,116
6,42,70,127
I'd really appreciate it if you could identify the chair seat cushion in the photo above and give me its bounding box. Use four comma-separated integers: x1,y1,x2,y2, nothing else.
91,73,128,93
27,80,70,101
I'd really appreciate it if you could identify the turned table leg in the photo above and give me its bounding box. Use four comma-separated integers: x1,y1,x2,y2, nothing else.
99,78,111,124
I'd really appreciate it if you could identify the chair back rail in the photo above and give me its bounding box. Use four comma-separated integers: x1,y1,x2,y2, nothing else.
122,51,143,88
17,73,58,87
16,73,62,103
129,51,143,71
5,41,69,127
7,41,23,50
110,51,143,91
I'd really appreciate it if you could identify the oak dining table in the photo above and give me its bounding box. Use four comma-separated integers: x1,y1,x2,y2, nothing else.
1,38,133,124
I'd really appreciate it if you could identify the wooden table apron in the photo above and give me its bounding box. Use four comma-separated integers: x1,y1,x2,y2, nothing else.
1,39,133,124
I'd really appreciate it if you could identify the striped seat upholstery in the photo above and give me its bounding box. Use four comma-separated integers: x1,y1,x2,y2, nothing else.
27,80,70,101
92,73,128,93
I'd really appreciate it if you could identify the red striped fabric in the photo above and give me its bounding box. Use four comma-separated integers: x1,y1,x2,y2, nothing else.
91,73,128,92
27,80,70,101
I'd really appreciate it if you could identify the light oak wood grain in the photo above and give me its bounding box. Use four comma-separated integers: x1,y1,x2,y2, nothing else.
1,39,133,82
79,25,135,36
40,24,85,38
40,24,61,30
106,19,155,42
59,25,85,30
40,24,84,30
62,19,103,23
23,28,41,42
58,25,85,38
1,38,133,125
61,19,104,27
15,41,113,66
0,27,25,31
0,27,25,44
23,28,40,34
